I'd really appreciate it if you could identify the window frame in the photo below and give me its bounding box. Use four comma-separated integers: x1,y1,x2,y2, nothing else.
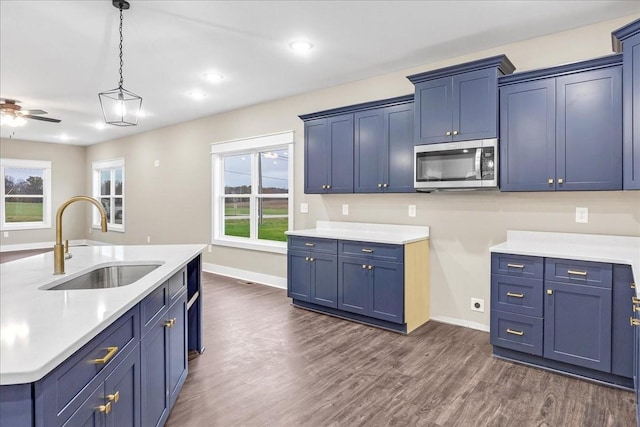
0,158,52,231
92,158,125,232
211,131,294,254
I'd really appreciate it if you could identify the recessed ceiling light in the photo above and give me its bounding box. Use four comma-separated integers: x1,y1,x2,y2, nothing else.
188,91,207,100
289,40,314,52
204,73,224,82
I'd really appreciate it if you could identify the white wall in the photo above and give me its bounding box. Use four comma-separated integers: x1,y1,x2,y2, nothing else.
4,15,639,331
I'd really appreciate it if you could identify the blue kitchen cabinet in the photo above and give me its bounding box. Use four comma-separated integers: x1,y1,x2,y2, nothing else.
288,251,312,302
613,19,640,190
612,264,635,378
408,55,515,145
369,259,404,323
338,256,369,316
287,237,338,308
303,114,354,194
499,55,623,192
354,101,415,193
168,292,188,409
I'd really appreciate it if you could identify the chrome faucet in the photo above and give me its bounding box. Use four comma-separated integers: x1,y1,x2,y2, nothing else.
54,196,108,275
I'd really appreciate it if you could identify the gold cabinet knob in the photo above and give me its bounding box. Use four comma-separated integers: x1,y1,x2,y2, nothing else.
98,402,112,414
367,265,373,270
558,178,564,184
362,264,367,269
630,317,640,326
383,183,388,188
546,289,553,295
378,184,382,188
446,131,452,136
305,256,310,261
453,130,459,135
309,257,314,262
548,178,554,184
107,391,120,403
164,318,176,328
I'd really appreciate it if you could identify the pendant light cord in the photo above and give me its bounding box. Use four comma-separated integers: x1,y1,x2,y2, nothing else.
118,7,124,89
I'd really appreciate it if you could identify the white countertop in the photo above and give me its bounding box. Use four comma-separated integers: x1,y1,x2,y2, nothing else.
0,244,205,385
285,221,430,244
490,230,640,285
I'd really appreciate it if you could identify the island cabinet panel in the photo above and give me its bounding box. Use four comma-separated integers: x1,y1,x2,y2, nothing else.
408,55,514,145
491,252,635,389
0,384,33,426
288,236,428,334
499,55,623,192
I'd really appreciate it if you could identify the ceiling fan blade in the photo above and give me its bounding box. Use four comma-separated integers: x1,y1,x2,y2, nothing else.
21,109,48,115
24,115,61,123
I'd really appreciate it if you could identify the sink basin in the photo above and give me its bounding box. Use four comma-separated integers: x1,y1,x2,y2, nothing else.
45,263,162,290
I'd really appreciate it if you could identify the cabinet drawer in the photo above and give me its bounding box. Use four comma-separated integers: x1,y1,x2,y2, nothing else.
339,241,403,262
490,310,543,356
288,236,337,254
38,306,139,424
141,283,168,336
168,267,187,303
491,274,543,317
545,258,612,288
491,253,543,279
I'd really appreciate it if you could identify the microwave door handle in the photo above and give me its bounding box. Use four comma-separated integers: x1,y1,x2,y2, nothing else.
475,149,481,180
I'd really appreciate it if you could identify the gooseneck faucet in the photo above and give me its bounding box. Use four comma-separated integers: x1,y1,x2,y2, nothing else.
54,196,108,275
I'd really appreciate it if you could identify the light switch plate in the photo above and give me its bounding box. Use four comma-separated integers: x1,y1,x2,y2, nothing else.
300,203,309,214
342,204,349,215
408,205,416,217
576,207,588,223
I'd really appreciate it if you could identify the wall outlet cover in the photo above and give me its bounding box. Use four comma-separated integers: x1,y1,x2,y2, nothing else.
471,298,485,312
154,160,160,167
342,204,349,215
408,205,416,217
576,207,589,224
300,203,309,214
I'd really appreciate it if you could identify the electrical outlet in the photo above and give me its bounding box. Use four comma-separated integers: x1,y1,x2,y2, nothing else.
342,204,349,215
207,244,212,253
3,231,8,238
147,236,151,243
471,298,485,312
300,203,309,214
576,207,589,223
408,205,416,217
154,160,160,167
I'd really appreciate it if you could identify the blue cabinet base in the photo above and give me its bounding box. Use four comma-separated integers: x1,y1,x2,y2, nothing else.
493,346,633,390
292,299,410,334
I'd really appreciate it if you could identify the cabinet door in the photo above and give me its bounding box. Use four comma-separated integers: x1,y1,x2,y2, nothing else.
310,253,338,309
338,257,369,315
556,67,623,190
499,79,556,191
414,76,453,144
62,385,105,427
327,114,354,193
544,280,612,372
623,32,640,190
105,346,141,427
287,251,311,302
304,118,329,193
385,102,415,192
612,265,635,378
168,294,188,409
141,316,169,427
354,108,385,192
453,68,497,141
369,260,404,324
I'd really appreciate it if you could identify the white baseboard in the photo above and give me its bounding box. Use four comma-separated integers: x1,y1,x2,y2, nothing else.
202,262,287,290
430,315,490,332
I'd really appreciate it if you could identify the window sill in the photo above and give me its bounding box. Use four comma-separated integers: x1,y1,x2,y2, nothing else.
211,237,287,255
1,223,51,231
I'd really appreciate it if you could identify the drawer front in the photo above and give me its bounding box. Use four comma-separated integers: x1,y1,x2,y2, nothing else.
168,267,187,303
491,253,543,279
288,236,337,254
39,306,139,423
545,258,612,288
490,310,543,356
141,283,168,336
491,274,543,317
339,241,403,262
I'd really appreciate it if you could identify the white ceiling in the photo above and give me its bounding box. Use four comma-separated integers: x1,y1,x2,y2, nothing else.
1,1,638,146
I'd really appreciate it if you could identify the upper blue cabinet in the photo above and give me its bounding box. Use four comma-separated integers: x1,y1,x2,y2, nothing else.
407,55,515,145
499,55,623,192
613,18,640,190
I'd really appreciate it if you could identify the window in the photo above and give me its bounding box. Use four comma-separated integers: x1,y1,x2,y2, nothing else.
92,159,124,232
211,131,293,253
1,159,52,230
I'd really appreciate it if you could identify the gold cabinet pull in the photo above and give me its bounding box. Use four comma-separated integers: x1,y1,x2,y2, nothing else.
633,306,640,313
506,328,524,336
309,257,314,262
558,178,564,184
92,346,118,364
453,130,459,135
548,178,554,184
567,270,587,276
368,265,374,270
326,185,331,189
362,264,367,269
630,317,640,326
305,243,315,247
546,289,553,295
506,292,524,298
378,184,382,188
361,249,374,253
383,183,388,188
107,391,120,403
632,297,640,304
507,263,524,269
446,131,452,136
98,402,112,414
164,318,176,328
631,283,636,289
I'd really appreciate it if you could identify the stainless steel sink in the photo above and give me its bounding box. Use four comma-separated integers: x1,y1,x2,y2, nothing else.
45,264,162,290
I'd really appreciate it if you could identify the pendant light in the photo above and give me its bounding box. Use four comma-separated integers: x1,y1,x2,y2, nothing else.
98,0,142,126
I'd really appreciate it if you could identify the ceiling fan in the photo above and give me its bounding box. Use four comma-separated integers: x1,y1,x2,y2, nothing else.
0,98,61,127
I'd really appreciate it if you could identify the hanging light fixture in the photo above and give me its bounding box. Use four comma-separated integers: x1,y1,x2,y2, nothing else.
98,0,142,126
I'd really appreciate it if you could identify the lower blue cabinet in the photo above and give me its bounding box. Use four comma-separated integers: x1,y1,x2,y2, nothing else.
490,310,543,356
287,247,338,309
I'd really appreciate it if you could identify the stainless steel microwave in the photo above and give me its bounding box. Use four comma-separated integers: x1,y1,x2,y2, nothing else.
414,138,498,191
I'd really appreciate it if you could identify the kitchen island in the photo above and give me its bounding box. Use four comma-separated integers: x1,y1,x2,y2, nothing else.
0,244,205,426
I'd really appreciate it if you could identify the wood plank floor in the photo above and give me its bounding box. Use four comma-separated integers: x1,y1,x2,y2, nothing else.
167,273,636,427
